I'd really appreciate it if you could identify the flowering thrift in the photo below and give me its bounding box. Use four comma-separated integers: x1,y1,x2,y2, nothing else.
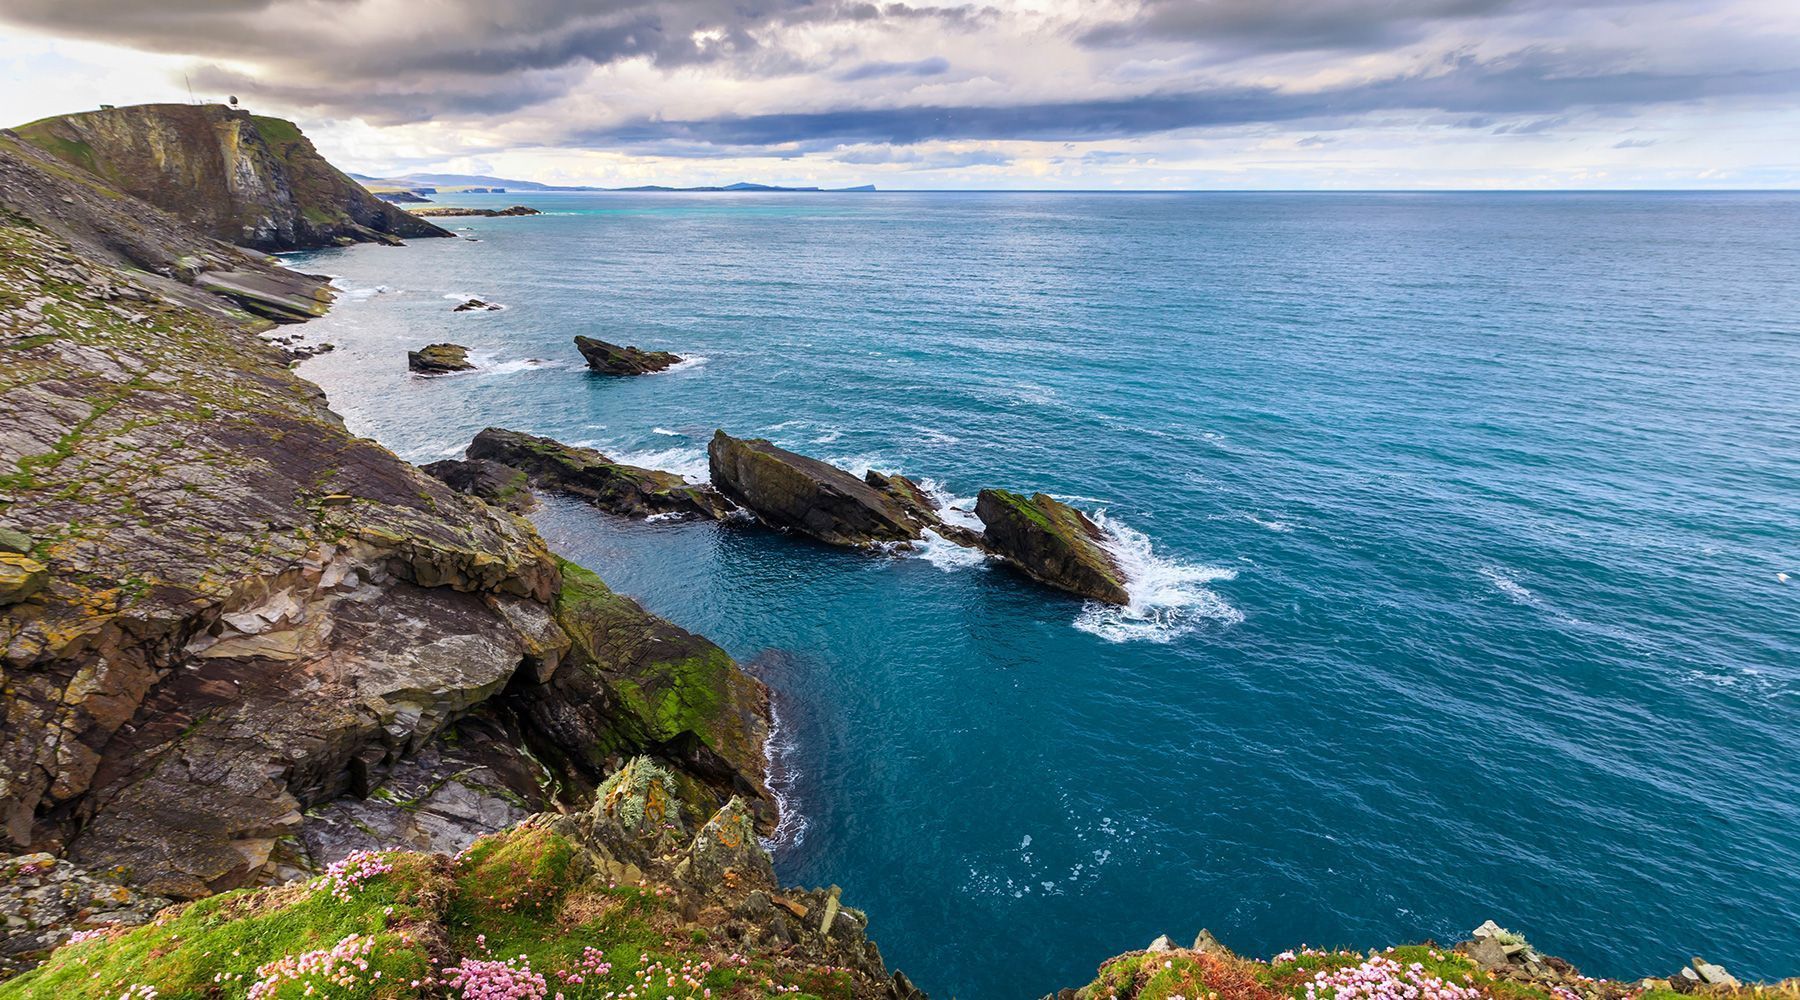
445,956,550,1000
1305,955,1484,1000
316,850,395,901
247,932,376,999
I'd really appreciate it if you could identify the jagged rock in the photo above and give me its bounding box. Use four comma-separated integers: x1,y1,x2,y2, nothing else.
0,528,31,554
575,335,682,374
421,457,536,512
1147,934,1173,952
468,427,731,519
864,470,941,527
14,103,451,251
974,489,1129,604
708,431,921,547
1192,928,1234,957
0,853,168,977
680,796,775,896
0,553,48,605
1691,959,1740,987
452,298,502,312
408,341,476,374
413,205,542,218
555,758,691,862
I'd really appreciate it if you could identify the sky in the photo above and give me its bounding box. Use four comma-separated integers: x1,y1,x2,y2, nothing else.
0,0,1796,189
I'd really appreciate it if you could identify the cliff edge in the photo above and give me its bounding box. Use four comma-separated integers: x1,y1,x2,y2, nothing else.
12,103,450,251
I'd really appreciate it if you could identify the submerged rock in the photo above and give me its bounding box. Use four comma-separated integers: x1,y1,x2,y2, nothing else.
467,427,731,519
708,431,921,547
407,341,476,373
974,489,1129,604
575,334,682,374
452,297,502,312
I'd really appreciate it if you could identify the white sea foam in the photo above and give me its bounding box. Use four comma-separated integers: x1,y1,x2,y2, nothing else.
758,703,809,852
652,427,683,437
650,354,708,374
827,452,892,477
1246,513,1294,533
1480,565,1540,607
1074,512,1242,643
643,511,684,523
917,528,988,571
479,357,564,375
811,427,844,444
608,444,711,483
915,426,960,445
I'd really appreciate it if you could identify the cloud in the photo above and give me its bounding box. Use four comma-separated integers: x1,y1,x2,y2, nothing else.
836,56,951,81
1613,137,1657,148
573,51,1800,149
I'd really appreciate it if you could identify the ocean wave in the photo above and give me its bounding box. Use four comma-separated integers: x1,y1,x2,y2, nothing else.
1479,566,1539,607
758,703,809,853
811,427,844,444
915,426,960,445
477,357,566,376
917,528,988,571
1074,512,1242,643
652,427,684,437
1246,513,1295,533
826,452,894,478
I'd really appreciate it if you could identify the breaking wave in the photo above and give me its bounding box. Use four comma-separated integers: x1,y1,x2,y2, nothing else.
1074,512,1241,643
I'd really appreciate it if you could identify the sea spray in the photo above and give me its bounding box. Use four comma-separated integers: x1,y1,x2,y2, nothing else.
1074,511,1241,643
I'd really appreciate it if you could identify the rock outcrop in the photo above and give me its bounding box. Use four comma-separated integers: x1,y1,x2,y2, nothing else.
13,104,451,251
1,757,920,1000
407,341,475,373
465,427,733,520
975,489,1129,604
708,432,923,547
452,297,502,312
0,854,169,978
576,334,682,374
420,457,536,512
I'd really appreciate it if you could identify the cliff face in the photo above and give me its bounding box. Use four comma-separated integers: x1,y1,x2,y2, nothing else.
12,104,450,251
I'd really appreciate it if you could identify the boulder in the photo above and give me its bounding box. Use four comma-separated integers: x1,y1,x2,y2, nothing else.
452,298,502,312
708,431,921,547
420,457,536,512
467,427,731,519
408,342,475,374
974,489,1129,604
679,796,775,896
574,335,681,375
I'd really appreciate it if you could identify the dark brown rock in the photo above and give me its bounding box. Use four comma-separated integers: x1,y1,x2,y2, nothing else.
467,427,731,520
452,298,502,312
412,205,541,218
974,489,1130,604
708,431,921,547
575,335,682,374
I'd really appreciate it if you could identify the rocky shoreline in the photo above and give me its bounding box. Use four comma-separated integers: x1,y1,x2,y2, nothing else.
0,101,1790,1000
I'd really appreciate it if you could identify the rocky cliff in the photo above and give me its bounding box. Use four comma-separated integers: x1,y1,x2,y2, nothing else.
12,104,450,251
0,128,778,936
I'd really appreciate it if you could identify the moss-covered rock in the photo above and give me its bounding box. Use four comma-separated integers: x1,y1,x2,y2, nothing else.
974,489,1128,604
407,342,475,375
574,335,681,375
467,427,732,520
707,432,921,547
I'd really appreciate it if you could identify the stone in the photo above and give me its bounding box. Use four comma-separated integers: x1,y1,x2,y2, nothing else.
1472,919,1504,939
974,489,1130,604
1469,937,1510,970
0,853,169,977
1192,928,1234,957
421,457,537,513
0,553,48,605
574,335,681,374
1692,958,1740,987
408,342,476,374
683,797,775,896
0,527,30,554
708,431,921,547
452,298,502,312
1147,934,1173,952
467,428,731,520
412,205,542,218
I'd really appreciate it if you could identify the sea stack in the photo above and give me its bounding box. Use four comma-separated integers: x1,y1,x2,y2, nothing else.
974,489,1130,604
707,431,922,547
575,335,682,374
466,427,733,519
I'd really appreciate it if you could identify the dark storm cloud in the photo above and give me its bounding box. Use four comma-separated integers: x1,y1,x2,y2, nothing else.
0,0,988,120
1077,0,1628,55
577,52,1800,149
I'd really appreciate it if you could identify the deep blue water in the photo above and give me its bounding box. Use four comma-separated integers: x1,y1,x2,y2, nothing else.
291,191,1800,1000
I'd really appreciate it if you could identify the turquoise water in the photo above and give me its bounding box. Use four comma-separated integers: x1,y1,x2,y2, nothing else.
291,192,1800,1000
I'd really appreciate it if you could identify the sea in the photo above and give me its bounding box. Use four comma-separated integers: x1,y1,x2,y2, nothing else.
289,190,1800,1000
